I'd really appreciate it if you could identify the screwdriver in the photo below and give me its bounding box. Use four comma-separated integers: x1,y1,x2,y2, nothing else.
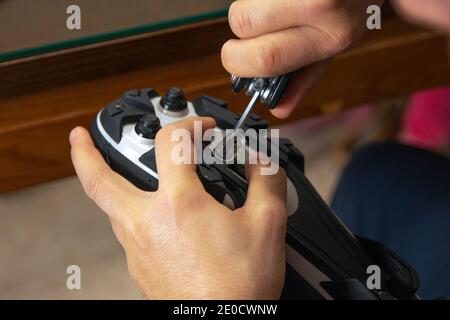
210,73,293,163
216,90,261,163
234,91,261,131
231,73,293,130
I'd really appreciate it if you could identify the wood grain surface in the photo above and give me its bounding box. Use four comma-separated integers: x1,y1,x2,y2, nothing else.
0,0,232,55
0,17,449,193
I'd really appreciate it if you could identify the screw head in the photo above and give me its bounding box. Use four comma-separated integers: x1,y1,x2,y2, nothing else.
160,87,187,111
135,114,161,139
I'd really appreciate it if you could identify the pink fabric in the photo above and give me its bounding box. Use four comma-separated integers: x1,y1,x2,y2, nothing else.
400,85,450,150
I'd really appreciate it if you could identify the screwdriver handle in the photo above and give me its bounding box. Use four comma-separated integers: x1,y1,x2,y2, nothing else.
265,72,293,109
230,73,294,109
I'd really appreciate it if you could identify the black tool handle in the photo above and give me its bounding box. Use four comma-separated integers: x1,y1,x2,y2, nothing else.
266,72,294,109
230,73,294,109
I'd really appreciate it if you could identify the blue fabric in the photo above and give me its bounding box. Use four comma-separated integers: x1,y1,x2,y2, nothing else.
332,142,450,299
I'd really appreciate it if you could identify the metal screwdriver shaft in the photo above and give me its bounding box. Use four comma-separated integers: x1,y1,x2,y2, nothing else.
209,91,261,163
234,91,261,131
209,73,292,163
221,91,261,163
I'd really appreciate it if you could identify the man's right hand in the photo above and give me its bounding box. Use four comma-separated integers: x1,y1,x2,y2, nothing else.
70,118,288,300
222,0,384,118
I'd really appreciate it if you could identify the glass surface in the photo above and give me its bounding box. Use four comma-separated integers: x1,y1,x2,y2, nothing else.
0,0,232,62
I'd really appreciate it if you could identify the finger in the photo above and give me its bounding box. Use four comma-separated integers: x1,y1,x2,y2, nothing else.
242,160,288,222
70,127,145,222
229,0,311,39
222,26,334,77
394,0,450,32
271,60,332,119
155,117,216,190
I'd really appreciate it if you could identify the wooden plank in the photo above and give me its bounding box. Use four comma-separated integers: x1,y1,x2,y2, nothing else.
0,18,233,100
0,18,449,193
0,0,232,55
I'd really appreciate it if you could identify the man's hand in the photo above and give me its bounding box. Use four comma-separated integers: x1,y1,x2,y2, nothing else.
222,0,384,118
69,118,288,300
393,0,450,33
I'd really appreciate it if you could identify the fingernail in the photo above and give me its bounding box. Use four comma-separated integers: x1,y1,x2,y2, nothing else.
69,127,81,145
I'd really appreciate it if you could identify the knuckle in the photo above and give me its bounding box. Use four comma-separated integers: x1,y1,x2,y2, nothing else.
257,201,287,228
331,25,359,52
313,26,356,60
310,1,364,55
254,43,279,76
161,185,195,211
314,0,343,14
83,168,106,202
229,2,254,38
